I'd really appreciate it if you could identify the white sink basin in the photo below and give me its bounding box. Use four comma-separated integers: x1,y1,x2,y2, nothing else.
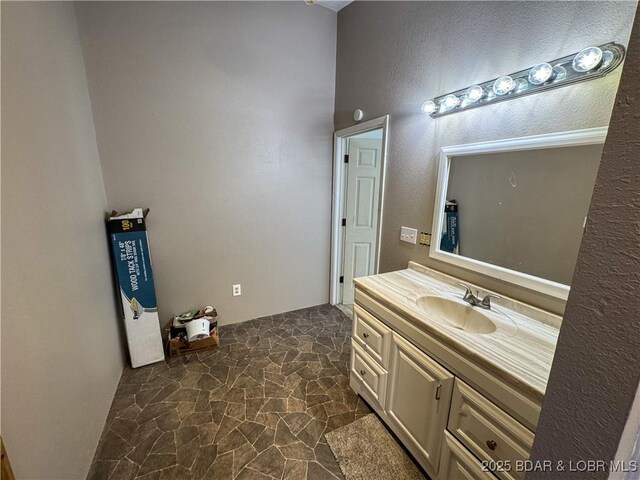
416,295,513,335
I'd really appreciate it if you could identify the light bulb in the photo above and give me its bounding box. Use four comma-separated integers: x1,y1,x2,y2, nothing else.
493,76,516,96
442,94,460,111
528,63,553,85
515,78,529,92
421,100,438,115
552,65,567,81
572,46,603,72
466,85,484,102
601,50,615,68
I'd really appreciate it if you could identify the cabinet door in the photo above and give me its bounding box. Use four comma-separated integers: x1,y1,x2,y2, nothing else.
385,332,454,472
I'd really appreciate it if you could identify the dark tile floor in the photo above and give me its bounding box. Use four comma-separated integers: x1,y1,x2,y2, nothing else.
88,304,371,480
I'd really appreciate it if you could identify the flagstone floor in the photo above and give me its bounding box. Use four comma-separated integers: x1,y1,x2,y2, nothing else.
88,304,370,480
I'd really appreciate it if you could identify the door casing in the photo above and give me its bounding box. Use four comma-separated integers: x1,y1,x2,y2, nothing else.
330,115,389,305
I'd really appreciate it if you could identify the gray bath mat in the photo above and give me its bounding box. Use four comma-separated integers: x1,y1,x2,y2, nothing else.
325,414,426,480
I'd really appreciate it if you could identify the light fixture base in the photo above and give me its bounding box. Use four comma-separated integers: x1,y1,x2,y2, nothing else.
423,42,625,118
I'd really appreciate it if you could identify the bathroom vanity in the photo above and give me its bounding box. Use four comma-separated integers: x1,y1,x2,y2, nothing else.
344,128,608,478
349,262,560,480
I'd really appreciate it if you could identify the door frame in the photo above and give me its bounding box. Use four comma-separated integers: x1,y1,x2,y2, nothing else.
330,115,389,305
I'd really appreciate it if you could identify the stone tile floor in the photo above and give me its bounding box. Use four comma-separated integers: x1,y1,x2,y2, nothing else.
88,304,371,480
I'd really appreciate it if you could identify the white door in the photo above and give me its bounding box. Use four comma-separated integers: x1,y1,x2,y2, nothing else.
386,333,454,473
342,137,383,304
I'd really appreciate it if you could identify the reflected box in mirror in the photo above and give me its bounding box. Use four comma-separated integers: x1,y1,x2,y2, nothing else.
441,201,459,254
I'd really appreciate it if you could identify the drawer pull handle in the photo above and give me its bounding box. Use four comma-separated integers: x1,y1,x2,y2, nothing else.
360,369,366,376
486,440,497,451
362,332,369,339
435,383,442,400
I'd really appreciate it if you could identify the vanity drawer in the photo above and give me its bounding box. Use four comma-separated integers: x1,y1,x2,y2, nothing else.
350,341,387,408
448,379,534,480
439,431,498,480
353,304,391,368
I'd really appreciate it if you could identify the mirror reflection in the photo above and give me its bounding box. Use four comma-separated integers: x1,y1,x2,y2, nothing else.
440,143,603,285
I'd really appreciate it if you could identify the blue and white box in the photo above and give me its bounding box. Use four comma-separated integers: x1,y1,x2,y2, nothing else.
107,208,164,368
440,200,459,255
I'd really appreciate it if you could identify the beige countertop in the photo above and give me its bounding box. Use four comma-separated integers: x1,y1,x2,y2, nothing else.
354,262,561,400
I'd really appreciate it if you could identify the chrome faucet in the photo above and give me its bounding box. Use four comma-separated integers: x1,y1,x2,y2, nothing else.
458,283,501,310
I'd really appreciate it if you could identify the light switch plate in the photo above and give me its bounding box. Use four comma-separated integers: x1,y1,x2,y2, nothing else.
400,226,418,244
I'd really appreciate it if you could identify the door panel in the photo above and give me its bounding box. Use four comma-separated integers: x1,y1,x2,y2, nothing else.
355,177,376,227
351,243,371,279
357,147,378,167
343,137,383,304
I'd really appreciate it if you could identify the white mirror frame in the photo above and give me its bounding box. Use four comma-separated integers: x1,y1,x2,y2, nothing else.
429,127,608,300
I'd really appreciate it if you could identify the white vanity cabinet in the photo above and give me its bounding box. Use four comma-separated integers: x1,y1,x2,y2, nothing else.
350,287,539,480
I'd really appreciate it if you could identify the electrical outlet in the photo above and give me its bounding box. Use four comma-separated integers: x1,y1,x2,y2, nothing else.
419,232,431,246
232,284,241,296
400,226,418,244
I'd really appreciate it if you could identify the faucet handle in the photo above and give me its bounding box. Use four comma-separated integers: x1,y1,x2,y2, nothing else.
480,293,501,308
458,283,474,300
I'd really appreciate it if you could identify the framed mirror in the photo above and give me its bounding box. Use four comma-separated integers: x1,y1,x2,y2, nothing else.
429,127,607,300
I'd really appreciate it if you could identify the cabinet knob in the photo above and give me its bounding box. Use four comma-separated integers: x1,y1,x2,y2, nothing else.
360,369,366,376
486,440,497,451
362,332,369,339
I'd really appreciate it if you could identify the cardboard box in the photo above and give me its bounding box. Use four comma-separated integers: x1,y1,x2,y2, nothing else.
168,325,220,358
107,208,164,368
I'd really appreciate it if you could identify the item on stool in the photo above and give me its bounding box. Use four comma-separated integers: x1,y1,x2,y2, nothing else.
186,317,210,341
166,305,220,357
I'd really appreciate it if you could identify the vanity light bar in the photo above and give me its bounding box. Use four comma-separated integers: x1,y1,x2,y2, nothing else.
422,42,625,118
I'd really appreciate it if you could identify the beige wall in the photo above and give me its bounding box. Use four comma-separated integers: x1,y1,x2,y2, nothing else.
447,144,602,285
1,3,124,478
335,1,637,314
74,2,337,327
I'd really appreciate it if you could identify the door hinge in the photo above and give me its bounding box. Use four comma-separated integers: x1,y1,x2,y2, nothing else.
435,383,442,400
339,276,344,284
341,218,346,227
344,154,349,164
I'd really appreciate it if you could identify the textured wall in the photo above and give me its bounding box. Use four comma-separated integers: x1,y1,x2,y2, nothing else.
335,1,636,313
75,2,337,326
529,9,640,479
1,2,124,478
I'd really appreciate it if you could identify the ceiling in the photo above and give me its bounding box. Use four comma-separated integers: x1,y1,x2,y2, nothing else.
314,0,354,12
